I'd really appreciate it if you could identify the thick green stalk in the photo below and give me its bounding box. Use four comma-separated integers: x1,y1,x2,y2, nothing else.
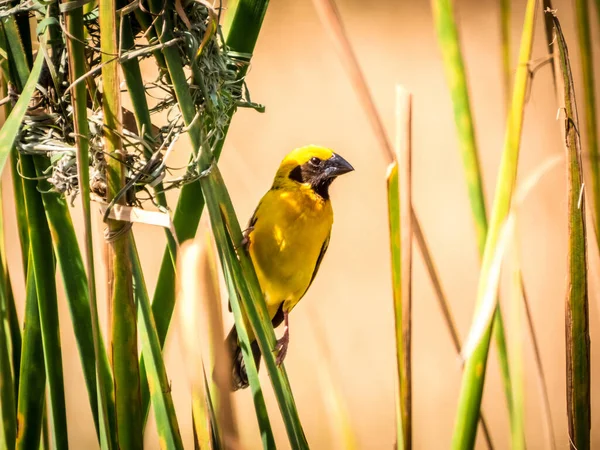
64,2,115,447
0,185,16,450
16,256,45,450
574,0,599,242
99,0,142,447
451,1,537,448
130,239,184,450
143,0,269,415
20,154,68,450
430,0,513,424
553,14,590,449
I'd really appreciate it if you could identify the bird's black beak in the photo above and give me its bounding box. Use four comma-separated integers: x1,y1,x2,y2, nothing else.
324,153,354,179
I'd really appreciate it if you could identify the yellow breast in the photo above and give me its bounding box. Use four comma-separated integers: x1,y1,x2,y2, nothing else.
248,186,333,316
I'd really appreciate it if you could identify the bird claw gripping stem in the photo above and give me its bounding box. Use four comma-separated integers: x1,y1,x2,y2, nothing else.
237,226,254,250
274,330,289,367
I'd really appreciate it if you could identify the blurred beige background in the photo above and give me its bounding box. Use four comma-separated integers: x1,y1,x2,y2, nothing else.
3,0,600,448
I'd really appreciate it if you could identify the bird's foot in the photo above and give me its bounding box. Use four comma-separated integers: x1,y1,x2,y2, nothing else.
237,226,254,250
274,328,289,366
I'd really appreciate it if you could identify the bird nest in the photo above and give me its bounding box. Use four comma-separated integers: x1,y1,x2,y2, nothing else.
7,0,260,208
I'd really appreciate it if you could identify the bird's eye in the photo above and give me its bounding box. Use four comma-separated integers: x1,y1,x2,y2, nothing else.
310,157,321,166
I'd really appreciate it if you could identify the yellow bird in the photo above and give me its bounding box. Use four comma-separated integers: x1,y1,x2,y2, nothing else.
226,145,354,391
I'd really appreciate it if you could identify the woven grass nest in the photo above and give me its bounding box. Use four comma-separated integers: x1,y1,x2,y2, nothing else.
9,0,259,208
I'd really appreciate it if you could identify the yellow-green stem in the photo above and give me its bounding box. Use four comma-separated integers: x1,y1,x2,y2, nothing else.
99,0,142,447
451,0,537,447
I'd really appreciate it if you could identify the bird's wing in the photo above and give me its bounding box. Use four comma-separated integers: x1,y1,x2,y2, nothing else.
302,233,331,297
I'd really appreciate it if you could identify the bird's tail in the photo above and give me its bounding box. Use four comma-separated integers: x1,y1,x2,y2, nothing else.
224,325,262,391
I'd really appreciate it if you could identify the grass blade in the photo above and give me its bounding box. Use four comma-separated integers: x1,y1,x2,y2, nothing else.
130,239,184,450
450,1,537,447
0,51,43,177
0,78,22,417
20,153,69,449
16,255,46,450
0,186,16,450
509,238,525,450
551,13,590,449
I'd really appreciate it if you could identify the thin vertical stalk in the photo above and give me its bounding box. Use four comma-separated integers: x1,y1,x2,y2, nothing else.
64,2,115,447
0,186,15,450
451,1,537,448
509,237,525,450
0,74,22,407
542,0,557,90
500,0,511,104
574,0,599,243
99,0,142,447
130,239,184,450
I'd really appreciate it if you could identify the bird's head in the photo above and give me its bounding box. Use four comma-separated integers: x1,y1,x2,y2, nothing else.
273,145,354,200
